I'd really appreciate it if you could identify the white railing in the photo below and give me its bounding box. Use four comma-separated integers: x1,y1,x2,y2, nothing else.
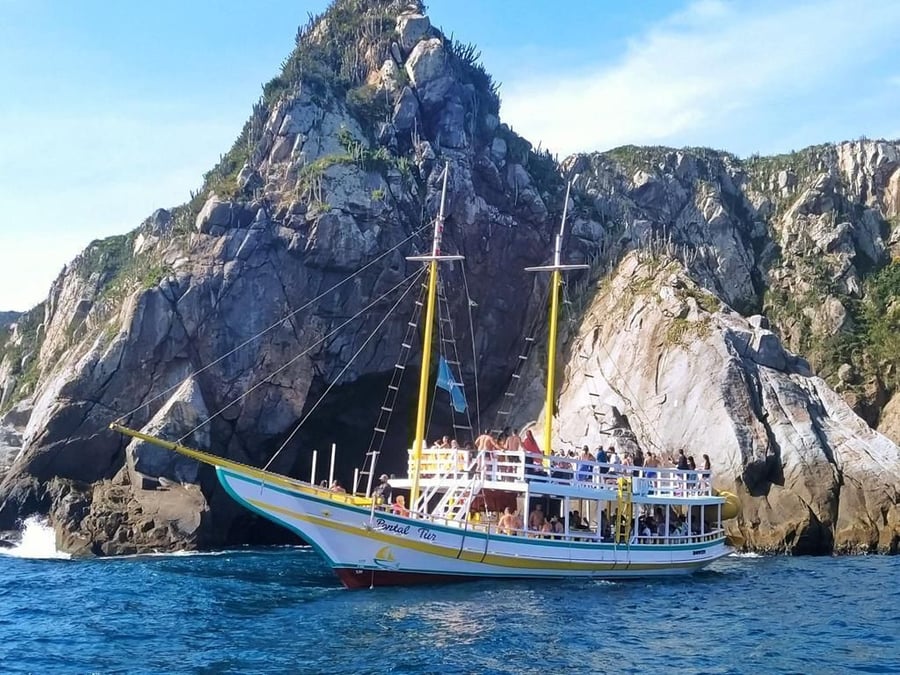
407,446,714,498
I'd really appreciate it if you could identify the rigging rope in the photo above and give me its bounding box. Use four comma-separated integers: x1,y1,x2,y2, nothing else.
460,264,481,437
437,274,476,444
176,267,426,444
262,265,427,471
115,223,432,425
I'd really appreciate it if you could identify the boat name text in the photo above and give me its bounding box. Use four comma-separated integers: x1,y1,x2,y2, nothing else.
374,519,438,541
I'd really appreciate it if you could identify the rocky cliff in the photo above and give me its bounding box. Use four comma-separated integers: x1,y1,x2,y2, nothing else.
0,312,21,329
0,0,897,555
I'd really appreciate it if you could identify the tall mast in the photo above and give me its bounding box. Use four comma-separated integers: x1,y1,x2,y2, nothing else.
407,164,463,510
525,182,588,456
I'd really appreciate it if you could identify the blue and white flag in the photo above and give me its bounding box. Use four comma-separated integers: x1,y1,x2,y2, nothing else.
436,357,467,414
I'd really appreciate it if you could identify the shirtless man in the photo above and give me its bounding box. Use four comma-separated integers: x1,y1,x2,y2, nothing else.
475,430,501,476
498,507,516,535
528,503,546,534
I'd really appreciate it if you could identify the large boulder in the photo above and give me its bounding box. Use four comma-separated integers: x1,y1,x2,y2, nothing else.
405,38,453,111
396,13,431,53
125,377,207,487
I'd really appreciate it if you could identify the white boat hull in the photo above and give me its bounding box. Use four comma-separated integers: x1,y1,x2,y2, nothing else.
217,467,730,589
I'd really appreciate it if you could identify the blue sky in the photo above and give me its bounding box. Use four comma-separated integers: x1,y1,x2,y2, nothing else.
1,0,899,312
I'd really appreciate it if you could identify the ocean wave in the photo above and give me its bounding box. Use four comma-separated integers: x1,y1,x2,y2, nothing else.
0,516,71,560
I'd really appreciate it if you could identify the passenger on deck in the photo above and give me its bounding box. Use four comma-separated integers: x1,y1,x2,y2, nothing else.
549,516,563,539
568,510,588,536
607,447,620,472
687,456,697,492
540,519,553,538
392,495,409,516
504,429,522,478
701,454,711,489
599,510,611,540
577,446,594,482
633,447,645,468
528,503,546,534
506,429,522,452
329,480,346,493
522,429,543,478
498,507,516,535
513,510,524,533
475,430,500,476
373,473,392,506
596,446,609,474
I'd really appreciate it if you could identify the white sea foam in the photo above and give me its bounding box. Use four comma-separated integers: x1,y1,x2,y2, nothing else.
0,516,71,560
729,551,763,558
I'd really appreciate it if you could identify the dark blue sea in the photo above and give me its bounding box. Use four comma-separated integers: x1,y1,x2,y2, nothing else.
1,519,898,674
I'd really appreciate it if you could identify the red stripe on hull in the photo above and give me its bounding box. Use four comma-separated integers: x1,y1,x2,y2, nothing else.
334,567,475,589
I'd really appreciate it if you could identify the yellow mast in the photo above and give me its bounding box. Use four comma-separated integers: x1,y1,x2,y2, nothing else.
543,267,562,456
407,165,462,510
526,182,588,456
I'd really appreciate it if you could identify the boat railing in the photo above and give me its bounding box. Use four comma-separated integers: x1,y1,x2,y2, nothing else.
516,452,714,498
408,447,474,481
407,447,714,498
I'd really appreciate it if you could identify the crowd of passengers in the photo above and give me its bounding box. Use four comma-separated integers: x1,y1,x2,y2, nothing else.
424,428,712,487
495,503,707,542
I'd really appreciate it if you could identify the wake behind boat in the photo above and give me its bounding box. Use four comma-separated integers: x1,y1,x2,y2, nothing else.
112,166,739,588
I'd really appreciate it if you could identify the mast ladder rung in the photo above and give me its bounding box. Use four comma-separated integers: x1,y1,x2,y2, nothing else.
401,343,411,349
511,374,520,379
452,424,471,430
374,427,387,433
394,364,406,370
414,300,424,307
518,355,528,360
407,321,418,328
504,392,515,397
380,406,392,412
387,385,399,391
497,409,511,415
525,336,535,342
439,317,452,324
589,392,600,397
446,359,460,365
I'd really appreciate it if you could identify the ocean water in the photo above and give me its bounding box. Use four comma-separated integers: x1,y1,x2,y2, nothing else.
1,519,898,674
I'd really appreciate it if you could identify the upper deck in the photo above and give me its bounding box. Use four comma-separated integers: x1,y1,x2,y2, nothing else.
392,446,721,505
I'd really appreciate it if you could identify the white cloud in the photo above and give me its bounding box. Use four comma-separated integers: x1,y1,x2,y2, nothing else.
500,0,900,157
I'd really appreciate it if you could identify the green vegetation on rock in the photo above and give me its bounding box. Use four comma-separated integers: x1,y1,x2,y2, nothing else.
0,303,47,412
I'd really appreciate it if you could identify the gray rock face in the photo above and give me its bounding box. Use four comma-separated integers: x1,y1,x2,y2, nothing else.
510,254,900,554
195,195,234,233
405,38,453,110
392,86,419,131
126,377,207,486
396,13,431,53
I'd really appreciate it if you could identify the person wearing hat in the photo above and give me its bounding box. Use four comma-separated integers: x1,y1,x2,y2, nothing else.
373,473,392,507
